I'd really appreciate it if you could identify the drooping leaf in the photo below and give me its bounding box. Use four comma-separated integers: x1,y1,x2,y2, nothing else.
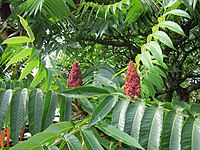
190,103,200,116
0,89,12,130
30,60,46,88
97,21,108,38
45,121,73,134
141,78,155,97
139,106,163,150
2,36,32,44
145,41,163,63
125,0,144,24
150,66,167,78
138,51,153,69
160,111,184,150
78,98,94,114
125,101,145,141
81,128,104,150
18,15,35,41
181,117,200,150
28,89,43,135
89,95,118,127
96,121,144,149
59,96,72,122
64,134,83,150
42,0,70,20
19,59,39,80
11,122,73,149
147,70,164,90
10,89,28,145
6,48,32,68
91,127,115,150
59,86,110,98
29,122,72,146
29,131,60,146
10,141,43,150
44,68,53,91
159,21,185,36
164,9,191,19
94,64,120,88
41,90,58,130
112,99,130,131
65,0,76,8
0,81,6,89
152,31,175,49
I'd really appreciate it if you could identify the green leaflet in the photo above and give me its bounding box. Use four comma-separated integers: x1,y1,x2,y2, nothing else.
11,122,73,149
0,81,6,89
145,41,163,63
81,128,104,150
44,68,53,92
30,60,46,88
29,132,60,147
112,99,130,131
152,31,175,49
125,101,145,141
10,141,43,150
141,78,155,97
19,59,39,80
164,9,191,19
2,36,32,44
0,89,12,130
18,15,35,42
139,106,163,150
78,98,94,114
59,96,72,122
89,95,118,126
160,111,183,150
10,89,28,145
139,51,153,69
96,121,144,149
41,90,58,130
159,21,185,36
92,127,115,150
59,86,110,98
190,103,200,116
125,0,144,24
64,134,83,150
94,64,120,88
147,70,164,90
28,89,43,135
45,121,73,134
181,117,200,150
6,48,32,68
42,0,70,20
150,66,167,78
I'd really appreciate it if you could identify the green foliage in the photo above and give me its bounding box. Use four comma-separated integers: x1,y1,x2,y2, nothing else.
10,89,28,145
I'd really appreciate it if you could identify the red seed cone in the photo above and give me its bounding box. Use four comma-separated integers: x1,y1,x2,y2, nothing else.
67,61,82,88
124,61,140,100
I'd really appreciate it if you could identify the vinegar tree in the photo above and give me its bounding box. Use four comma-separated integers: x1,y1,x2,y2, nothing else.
0,0,200,149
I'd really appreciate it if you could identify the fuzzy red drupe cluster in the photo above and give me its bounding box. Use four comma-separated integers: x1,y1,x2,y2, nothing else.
124,61,140,100
67,61,82,88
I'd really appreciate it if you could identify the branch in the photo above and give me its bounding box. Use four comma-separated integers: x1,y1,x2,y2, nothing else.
178,46,200,69
181,74,200,83
85,36,141,53
186,82,200,93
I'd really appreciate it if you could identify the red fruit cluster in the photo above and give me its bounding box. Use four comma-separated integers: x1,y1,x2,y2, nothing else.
67,61,82,88
124,61,140,100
